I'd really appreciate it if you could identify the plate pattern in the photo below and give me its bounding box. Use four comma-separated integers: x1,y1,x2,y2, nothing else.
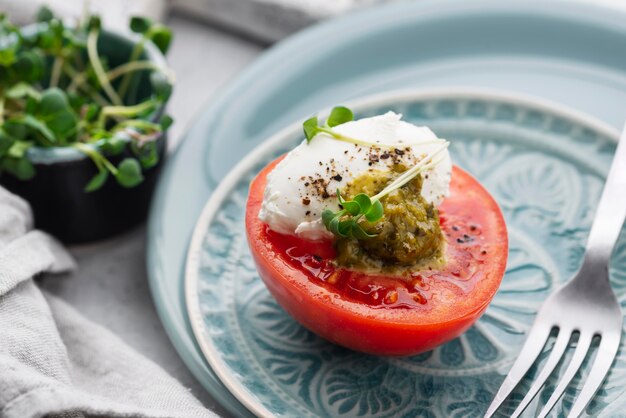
190,97,626,417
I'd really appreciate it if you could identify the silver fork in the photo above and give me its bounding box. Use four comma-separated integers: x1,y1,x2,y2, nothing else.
485,124,626,418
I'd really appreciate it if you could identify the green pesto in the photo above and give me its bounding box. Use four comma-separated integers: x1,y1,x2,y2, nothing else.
335,165,445,270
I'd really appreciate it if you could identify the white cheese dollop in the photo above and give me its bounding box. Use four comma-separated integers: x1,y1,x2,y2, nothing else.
258,112,452,240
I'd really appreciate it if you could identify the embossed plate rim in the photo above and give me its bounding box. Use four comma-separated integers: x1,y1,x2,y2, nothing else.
185,87,620,418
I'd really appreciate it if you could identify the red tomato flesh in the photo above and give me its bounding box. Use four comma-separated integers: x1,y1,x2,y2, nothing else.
246,157,508,356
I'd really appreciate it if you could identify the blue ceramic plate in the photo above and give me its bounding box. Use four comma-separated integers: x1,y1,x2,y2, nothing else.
147,1,626,416
185,89,626,417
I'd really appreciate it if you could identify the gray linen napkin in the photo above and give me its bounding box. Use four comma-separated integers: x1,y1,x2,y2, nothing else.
0,187,216,418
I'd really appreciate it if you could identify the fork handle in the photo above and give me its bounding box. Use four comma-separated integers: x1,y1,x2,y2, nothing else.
585,122,626,263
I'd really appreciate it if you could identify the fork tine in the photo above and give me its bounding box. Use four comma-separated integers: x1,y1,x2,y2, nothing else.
484,324,553,418
510,328,571,418
567,333,620,418
536,332,593,418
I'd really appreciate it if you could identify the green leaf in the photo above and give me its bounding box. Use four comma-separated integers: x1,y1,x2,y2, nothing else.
84,103,100,121
322,209,335,228
0,32,20,66
38,19,64,52
150,72,172,101
328,215,345,237
7,140,33,158
3,120,27,140
342,201,360,216
130,16,153,34
37,88,78,141
336,189,345,204
84,169,109,192
13,51,45,82
36,6,55,22
115,158,144,187
338,220,353,236
365,199,384,222
18,115,55,144
0,129,15,158
1,156,35,180
303,116,319,143
65,29,87,48
101,133,128,155
159,114,173,130
87,16,101,31
327,106,353,127
136,141,158,169
147,24,172,54
353,193,372,213
352,223,376,239
6,82,42,100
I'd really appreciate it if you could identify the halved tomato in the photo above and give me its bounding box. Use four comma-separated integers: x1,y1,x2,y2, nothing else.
246,157,508,356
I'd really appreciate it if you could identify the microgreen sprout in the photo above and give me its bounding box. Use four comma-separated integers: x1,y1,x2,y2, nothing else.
0,8,174,190
322,141,450,240
303,106,446,149
322,191,383,239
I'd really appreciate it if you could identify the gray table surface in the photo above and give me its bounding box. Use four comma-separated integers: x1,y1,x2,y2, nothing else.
40,13,264,417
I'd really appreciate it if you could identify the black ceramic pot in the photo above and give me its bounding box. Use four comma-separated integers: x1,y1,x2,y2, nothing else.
1,138,167,243
0,27,171,244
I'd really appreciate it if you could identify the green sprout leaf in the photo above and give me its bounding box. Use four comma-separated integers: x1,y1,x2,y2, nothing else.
326,106,353,127
365,199,383,222
321,209,336,228
6,82,41,100
7,140,33,158
36,88,78,142
13,51,45,82
352,223,375,239
0,129,15,158
303,116,319,143
342,200,361,216
150,71,172,101
321,190,381,240
130,16,153,34
0,32,20,66
87,15,101,31
303,107,354,143
115,158,144,187
337,220,353,236
18,115,56,144
84,169,109,192
353,193,372,214
101,133,128,155
159,114,173,130
147,24,172,54
36,6,55,22
1,156,35,180
134,140,159,169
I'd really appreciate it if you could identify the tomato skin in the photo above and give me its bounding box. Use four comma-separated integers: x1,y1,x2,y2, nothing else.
246,157,508,356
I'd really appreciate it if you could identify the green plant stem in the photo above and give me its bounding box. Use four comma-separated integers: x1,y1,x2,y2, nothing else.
372,142,450,202
98,98,158,128
74,142,118,174
68,60,162,93
113,119,160,132
63,63,111,106
117,39,145,99
107,60,160,81
317,126,445,150
49,56,63,87
87,27,123,106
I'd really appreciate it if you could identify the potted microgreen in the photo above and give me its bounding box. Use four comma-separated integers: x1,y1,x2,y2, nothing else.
0,8,174,243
